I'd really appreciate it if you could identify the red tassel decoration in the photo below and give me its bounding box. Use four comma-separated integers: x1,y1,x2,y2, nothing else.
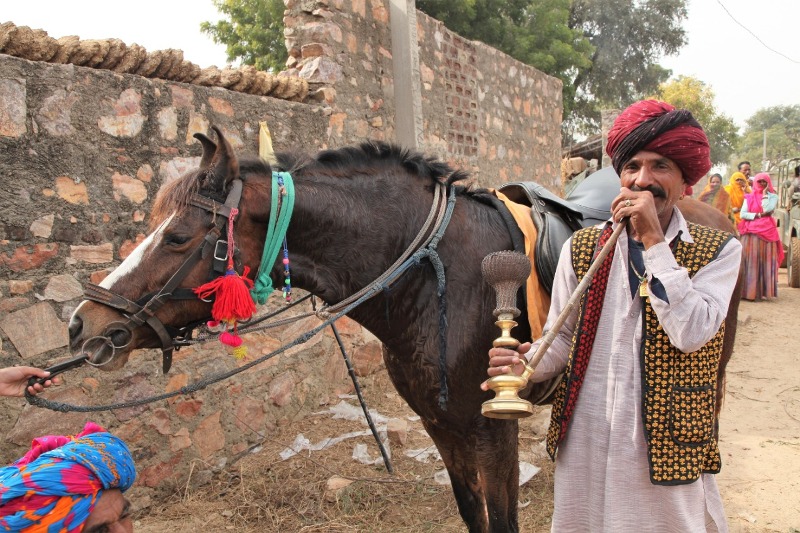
194,265,256,323
193,207,256,359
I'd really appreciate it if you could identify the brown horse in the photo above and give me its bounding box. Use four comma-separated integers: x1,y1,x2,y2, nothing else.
68,128,740,533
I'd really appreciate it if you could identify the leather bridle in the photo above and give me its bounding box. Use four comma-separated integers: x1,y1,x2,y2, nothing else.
80,180,244,373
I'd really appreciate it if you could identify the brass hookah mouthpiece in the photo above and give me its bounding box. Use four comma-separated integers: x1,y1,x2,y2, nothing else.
480,250,535,419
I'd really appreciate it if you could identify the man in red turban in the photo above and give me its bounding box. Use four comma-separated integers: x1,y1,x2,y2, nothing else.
485,100,742,531
606,99,712,187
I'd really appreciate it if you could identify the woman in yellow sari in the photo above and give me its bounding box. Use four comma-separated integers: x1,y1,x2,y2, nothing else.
724,172,750,224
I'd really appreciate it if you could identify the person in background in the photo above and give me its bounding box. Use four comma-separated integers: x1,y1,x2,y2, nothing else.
0,366,57,397
738,172,783,301
0,422,136,532
698,173,732,221
485,99,741,532
738,161,752,180
725,172,750,225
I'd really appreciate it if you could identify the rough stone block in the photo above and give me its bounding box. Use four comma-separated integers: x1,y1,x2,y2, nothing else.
269,371,295,407
0,243,59,272
0,78,26,137
0,301,67,357
8,279,34,295
70,243,113,264
170,427,192,452
30,214,55,238
352,340,383,377
55,176,89,204
43,273,83,302
234,395,266,433
193,410,225,458
387,417,408,447
111,173,147,204
6,386,90,446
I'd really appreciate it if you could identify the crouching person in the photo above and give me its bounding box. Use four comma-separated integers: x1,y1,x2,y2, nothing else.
0,422,136,532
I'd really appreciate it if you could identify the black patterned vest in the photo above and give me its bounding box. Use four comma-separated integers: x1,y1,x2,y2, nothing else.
545,222,734,485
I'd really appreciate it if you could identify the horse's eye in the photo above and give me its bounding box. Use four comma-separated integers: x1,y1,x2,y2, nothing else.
164,234,190,246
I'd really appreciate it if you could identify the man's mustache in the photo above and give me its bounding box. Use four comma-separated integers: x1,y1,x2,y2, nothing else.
630,185,667,199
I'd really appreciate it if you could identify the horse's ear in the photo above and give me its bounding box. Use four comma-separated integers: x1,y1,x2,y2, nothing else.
195,126,240,193
193,133,217,170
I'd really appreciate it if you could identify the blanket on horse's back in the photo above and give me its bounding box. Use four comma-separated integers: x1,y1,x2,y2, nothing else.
490,189,551,340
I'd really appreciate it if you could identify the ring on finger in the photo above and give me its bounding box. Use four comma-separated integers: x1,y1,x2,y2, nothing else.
624,199,632,207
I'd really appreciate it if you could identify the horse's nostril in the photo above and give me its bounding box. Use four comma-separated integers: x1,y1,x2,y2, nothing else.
109,328,132,349
68,315,83,340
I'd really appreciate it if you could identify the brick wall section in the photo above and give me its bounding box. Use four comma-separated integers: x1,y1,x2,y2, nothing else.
285,0,563,188
0,0,562,504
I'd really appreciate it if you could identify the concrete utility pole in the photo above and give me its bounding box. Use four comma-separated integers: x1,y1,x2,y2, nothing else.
389,0,424,149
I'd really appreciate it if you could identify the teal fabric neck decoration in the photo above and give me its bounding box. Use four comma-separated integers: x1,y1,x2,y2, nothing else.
251,171,295,304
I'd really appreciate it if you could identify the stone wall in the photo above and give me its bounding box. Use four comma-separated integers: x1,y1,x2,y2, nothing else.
285,0,563,188
0,0,562,504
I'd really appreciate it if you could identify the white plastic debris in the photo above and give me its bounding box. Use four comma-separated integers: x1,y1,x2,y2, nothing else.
352,442,386,466
314,400,388,426
404,445,442,463
434,468,451,485
518,462,541,486
279,430,372,460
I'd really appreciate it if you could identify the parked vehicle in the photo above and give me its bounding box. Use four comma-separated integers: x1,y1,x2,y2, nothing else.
773,157,800,287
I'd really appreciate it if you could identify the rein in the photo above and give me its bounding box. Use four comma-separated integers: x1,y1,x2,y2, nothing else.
28,176,458,411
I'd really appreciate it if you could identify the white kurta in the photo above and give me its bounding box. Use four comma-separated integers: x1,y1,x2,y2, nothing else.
528,208,742,533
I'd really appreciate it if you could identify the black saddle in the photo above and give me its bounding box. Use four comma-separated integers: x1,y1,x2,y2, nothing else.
498,166,619,294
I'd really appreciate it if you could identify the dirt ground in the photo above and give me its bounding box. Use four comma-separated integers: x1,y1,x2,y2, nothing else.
135,270,800,533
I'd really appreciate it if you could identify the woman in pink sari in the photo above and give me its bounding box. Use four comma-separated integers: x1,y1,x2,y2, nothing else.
738,172,784,300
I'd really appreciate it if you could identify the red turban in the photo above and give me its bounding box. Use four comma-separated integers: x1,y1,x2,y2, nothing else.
606,100,711,186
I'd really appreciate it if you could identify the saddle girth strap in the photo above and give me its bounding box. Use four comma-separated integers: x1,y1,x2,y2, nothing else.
546,224,616,458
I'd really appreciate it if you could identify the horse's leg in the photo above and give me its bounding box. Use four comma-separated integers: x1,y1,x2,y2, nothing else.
475,417,520,533
421,420,489,533
422,419,519,533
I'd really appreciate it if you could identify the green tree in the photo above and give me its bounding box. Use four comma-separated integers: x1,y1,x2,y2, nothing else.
653,76,739,166
735,105,800,172
566,0,688,136
201,0,287,72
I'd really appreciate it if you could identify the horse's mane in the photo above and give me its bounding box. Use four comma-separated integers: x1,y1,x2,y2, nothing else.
150,142,476,230
278,142,470,188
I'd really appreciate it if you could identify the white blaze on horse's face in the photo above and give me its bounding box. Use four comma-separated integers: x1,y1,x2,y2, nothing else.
99,214,175,291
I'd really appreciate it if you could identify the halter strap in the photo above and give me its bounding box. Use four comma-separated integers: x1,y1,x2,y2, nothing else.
80,180,244,373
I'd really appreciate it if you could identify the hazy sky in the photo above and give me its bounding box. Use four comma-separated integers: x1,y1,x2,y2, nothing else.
4,0,798,132
660,0,799,129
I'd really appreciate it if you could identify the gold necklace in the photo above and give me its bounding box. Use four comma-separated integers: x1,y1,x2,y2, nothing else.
629,259,648,298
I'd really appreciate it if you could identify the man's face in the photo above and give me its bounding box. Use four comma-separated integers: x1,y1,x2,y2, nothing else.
619,150,686,217
83,489,133,533
739,163,751,177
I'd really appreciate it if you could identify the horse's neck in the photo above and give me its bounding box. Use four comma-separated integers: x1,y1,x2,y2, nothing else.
285,174,434,308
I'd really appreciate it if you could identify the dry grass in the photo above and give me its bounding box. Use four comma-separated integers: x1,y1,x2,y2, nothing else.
134,370,554,532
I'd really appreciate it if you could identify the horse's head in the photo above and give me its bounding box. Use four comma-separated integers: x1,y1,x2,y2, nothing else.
69,127,262,371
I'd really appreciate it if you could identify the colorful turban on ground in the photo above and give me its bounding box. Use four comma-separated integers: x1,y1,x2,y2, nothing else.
606,100,712,186
0,422,135,533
